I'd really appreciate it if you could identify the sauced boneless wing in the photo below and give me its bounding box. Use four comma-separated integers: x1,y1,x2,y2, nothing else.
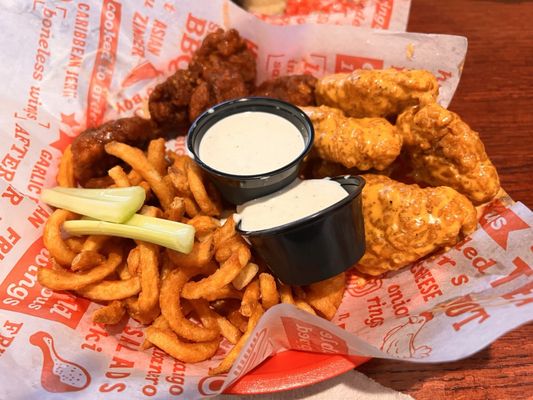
315,69,438,119
74,29,257,186
147,69,196,134
357,174,477,276
252,74,317,106
397,103,500,204
149,29,256,132
188,28,256,92
302,106,402,171
71,117,160,185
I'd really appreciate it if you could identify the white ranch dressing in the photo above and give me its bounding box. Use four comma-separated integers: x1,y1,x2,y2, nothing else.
236,179,348,231
198,111,304,176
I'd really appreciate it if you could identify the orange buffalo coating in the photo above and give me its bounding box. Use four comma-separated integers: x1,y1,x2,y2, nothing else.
397,103,500,204
357,174,477,276
315,68,438,119
302,105,402,171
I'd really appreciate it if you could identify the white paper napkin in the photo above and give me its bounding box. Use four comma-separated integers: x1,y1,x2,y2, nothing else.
215,370,414,399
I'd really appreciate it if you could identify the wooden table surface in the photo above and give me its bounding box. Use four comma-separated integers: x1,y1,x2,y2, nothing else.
359,1,533,399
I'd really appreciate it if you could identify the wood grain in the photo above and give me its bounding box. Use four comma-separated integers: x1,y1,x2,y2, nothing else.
408,0,533,208
360,1,533,398
359,324,533,399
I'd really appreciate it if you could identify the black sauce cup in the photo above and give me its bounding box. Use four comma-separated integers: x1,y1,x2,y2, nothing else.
237,176,366,286
187,97,314,205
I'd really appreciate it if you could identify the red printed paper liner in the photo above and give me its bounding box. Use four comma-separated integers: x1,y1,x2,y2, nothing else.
254,0,412,31
224,193,514,395
1,0,532,399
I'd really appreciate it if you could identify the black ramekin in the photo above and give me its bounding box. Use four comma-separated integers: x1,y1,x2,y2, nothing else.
237,176,366,286
187,97,314,205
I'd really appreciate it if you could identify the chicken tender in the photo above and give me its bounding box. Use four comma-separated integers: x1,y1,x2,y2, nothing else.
300,158,358,179
397,103,500,204
252,74,317,106
357,174,477,276
302,106,402,171
315,69,438,119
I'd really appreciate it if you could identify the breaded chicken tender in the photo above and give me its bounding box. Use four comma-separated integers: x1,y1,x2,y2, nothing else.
357,174,477,276
397,103,500,204
315,69,438,119
300,158,358,180
302,106,402,171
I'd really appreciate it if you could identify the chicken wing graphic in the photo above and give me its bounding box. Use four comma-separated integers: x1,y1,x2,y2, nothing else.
29,331,91,393
380,313,433,359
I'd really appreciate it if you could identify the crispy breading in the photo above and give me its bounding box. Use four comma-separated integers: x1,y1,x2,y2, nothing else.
302,105,402,171
397,103,500,204
357,174,477,276
315,69,438,118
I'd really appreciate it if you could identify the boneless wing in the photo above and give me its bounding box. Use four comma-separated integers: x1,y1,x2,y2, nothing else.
315,69,438,119
252,74,317,106
301,106,402,171
149,29,256,132
397,103,500,204
357,174,477,276
71,117,160,185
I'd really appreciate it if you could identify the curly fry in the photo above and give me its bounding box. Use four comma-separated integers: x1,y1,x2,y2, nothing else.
81,235,109,252
305,273,345,320
93,301,125,325
160,269,220,342
186,163,221,216
167,236,214,269
259,273,279,310
147,138,168,177
71,251,105,271
57,144,76,188
190,299,242,344
127,242,160,324
146,326,220,363
240,279,260,317
108,165,131,187
38,246,122,290
78,277,141,300
43,209,78,266
182,247,250,300
105,141,173,209
209,304,264,375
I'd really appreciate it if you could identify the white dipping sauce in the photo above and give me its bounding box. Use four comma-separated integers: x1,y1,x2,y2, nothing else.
237,179,348,231
198,111,304,176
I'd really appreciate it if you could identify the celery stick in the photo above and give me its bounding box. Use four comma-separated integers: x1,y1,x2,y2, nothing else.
41,186,145,223
63,214,195,254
